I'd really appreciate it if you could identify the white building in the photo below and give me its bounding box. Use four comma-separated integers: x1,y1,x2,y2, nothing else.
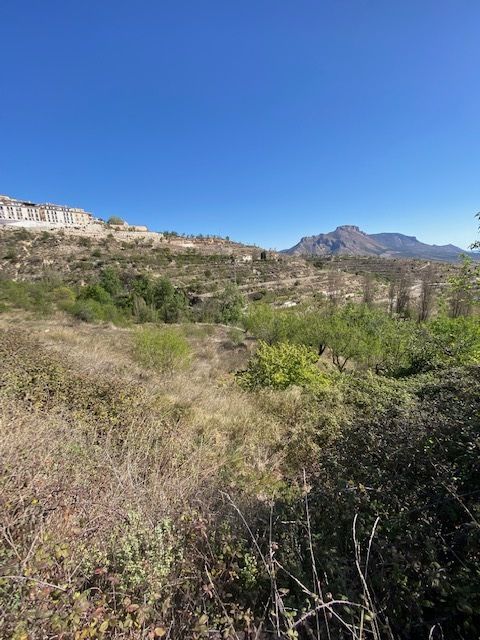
0,194,94,227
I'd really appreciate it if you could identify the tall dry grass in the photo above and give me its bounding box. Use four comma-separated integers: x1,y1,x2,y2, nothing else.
0,318,292,637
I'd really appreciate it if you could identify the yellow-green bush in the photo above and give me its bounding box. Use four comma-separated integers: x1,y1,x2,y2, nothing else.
237,341,330,393
133,327,191,372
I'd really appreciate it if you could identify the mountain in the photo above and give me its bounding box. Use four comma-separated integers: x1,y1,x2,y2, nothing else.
284,225,385,257
283,225,479,262
369,233,474,261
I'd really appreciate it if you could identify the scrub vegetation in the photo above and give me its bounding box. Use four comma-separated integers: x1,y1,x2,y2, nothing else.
0,232,480,639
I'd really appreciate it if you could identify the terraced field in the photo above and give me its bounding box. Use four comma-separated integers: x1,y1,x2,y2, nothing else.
0,227,369,303
1,226,461,308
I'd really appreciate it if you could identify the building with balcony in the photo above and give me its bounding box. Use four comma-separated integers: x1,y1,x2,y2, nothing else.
0,194,94,227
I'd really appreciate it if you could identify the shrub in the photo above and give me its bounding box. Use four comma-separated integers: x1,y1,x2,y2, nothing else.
99,266,122,297
68,299,128,325
408,315,480,373
13,228,30,241
0,280,55,315
69,299,97,323
243,303,300,344
153,277,188,323
3,247,18,261
78,236,92,247
237,342,330,392
51,286,76,306
217,283,245,325
78,283,113,305
106,512,178,597
129,275,188,323
276,366,480,639
228,327,246,346
132,295,158,323
133,327,191,372
107,215,125,225
0,281,32,310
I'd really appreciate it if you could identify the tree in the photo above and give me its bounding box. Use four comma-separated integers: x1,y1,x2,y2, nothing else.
361,273,376,307
217,284,245,325
107,216,125,225
131,274,155,306
447,255,479,318
326,269,344,306
293,309,329,356
409,316,480,372
100,267,122,298
244,304,300,344
395,268,411,317
470,211,480,250
417,264,436,322
388,280,396,315
320,304,414,374
153,277,188,323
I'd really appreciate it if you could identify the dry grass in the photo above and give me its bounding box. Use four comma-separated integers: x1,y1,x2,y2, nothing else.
0,313,295,637
4,311,476,638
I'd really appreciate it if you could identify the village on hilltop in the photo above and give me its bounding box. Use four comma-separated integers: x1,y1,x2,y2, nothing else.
0,193,149,232
0,193,269,263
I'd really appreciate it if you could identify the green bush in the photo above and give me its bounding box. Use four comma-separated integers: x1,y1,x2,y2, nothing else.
99,266,122,297
408,316,480,373
52,285,76,307
131,295,158,323
237,341,330,392
0,281,32,310
78,283,113,305
107,215,125,225
244,303,417,375
129,275,188,323
275,366,480,639
133,327,191,372
0,280,58,315
68,299,128,325
106,512,178,597
217,283,245,325
228,327,246,346
153,277,188,323
243,303,300,344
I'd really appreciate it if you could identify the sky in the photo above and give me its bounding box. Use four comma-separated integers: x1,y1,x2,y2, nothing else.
1,1,479,250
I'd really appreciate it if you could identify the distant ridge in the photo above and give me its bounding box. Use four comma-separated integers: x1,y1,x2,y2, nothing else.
283,225,479,262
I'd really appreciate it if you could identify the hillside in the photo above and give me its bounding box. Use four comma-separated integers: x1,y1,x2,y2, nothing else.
1,226,467,318
0,225,372,304
284,225,479,262
1,222,480,638
1,304,480,638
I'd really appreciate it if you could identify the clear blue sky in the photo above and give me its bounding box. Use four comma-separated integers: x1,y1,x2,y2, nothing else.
1,1,479,250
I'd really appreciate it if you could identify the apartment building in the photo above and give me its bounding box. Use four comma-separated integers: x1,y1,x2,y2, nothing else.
0,195,94,226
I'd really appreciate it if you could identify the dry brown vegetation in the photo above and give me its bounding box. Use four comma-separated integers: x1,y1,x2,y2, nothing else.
0,314,303,638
